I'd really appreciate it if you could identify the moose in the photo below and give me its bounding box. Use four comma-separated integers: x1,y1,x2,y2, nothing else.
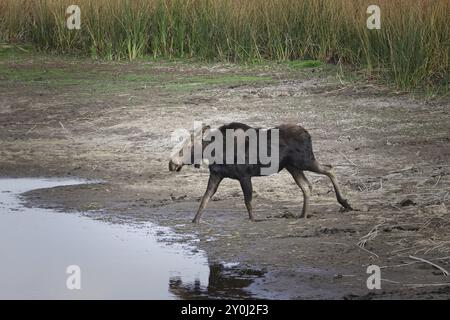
169,122,352,223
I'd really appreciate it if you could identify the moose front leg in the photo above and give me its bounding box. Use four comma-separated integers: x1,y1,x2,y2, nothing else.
239,177,255,221
192,173,223,224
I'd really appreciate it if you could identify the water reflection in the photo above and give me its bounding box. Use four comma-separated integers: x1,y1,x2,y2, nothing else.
170,263,265,299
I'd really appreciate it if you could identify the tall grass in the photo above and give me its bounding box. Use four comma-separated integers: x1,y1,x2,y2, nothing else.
0,0,448,91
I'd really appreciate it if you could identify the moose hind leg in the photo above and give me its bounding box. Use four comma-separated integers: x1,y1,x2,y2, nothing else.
309,161,352,210
288,168,311,218
192,174,223,224
239,177,255,221
299,171,313,192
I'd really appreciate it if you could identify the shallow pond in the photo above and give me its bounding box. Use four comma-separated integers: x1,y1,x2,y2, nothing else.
0,178,213,299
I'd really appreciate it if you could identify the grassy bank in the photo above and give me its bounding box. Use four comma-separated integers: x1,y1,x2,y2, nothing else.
0,0,448,92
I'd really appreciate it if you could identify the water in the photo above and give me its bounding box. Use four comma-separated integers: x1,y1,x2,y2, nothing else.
0,178,210,299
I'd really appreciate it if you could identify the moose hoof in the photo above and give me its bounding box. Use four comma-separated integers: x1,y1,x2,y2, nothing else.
341,200,353,211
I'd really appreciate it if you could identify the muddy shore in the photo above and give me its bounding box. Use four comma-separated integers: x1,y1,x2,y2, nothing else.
1,50,449,299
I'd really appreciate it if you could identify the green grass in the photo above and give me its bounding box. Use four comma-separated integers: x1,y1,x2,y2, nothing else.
0,44,34,60
165,75,274,92
0,65,273,92
0,65,153,90
0,46,275,93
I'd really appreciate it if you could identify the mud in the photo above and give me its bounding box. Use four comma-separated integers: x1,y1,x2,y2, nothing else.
1,51,449,299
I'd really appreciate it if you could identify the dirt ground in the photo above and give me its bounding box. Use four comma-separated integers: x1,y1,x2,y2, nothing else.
1,48,450,299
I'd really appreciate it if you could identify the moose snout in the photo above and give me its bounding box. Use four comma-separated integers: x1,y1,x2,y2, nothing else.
169,160,183,172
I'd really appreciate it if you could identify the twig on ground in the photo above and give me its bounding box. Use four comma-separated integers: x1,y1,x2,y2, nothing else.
424,242,447,255
388,166,414,174
357,245,379,258
25,124,37,135
408,255,449,276
380,256,450,269
406,282,450,288
334,149,358,167
357,223,383,248
434,175,442,187
318,241,348,246
381,278,401,284
391,245,424,254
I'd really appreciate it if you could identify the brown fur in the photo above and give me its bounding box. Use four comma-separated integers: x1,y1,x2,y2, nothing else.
169,122,352,223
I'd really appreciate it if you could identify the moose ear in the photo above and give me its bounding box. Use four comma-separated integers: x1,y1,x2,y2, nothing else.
202,125,211,133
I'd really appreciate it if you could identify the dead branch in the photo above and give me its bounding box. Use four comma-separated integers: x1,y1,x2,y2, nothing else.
408,255,449,276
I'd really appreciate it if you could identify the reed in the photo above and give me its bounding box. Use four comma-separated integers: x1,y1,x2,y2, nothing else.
0,0,448,90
